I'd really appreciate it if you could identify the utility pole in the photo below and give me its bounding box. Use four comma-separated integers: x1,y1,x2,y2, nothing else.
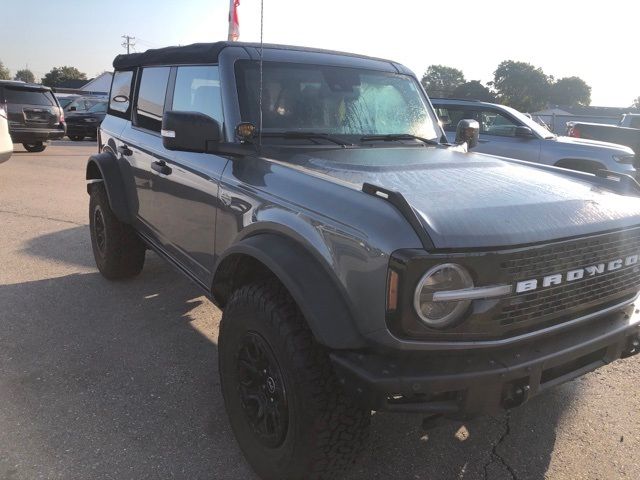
121,35,136,54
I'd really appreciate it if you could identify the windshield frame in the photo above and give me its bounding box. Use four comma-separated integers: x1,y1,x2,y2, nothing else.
234,59,445,144
501,104,556,139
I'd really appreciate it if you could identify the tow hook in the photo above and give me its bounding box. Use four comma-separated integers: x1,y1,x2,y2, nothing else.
501,382,531,409
622,335,640,358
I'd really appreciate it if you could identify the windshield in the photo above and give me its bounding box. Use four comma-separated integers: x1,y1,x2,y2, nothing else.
56,97,76,108
501,104,555,139
235,61,440,141
88,102,107,113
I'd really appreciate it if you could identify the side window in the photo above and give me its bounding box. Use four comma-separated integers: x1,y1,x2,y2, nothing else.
630,117,640,129
109,70,134,117
135,67,170,133
172,66,223,124
434,107,474,132
480,110,519,137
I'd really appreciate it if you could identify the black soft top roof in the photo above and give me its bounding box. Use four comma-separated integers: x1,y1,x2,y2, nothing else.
112,41,394,69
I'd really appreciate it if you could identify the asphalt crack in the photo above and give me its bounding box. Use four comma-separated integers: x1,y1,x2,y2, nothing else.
483,410,518,480
0,208,84,226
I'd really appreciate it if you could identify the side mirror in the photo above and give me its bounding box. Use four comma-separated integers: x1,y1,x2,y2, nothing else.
162,110,222,153
455,119,480,150
515,126,534,138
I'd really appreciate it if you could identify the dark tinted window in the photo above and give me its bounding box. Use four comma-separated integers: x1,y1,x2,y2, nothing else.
4,88,56,106
109,71,134,116
172,66,223,124
135,67,170,132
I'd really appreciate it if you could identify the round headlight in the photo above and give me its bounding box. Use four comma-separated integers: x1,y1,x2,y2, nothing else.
413,263,473,328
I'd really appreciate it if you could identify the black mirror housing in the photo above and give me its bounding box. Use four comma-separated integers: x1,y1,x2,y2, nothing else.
455,119,480,150
162,110,222,153
515,125,534,138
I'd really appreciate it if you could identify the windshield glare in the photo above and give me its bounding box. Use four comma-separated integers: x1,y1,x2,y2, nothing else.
235,61,440,141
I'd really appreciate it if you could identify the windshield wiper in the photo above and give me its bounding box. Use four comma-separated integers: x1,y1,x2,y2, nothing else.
258,131,353,147
359,134,439,145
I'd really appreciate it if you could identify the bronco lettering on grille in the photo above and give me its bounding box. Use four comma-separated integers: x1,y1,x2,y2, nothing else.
516,254,640,294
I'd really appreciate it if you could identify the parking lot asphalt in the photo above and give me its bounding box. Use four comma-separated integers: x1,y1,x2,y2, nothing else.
1,141,639,480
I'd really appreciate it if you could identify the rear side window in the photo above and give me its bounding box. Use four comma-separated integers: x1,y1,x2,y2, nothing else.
135,67,170,132
109,70,134,117
172,66,224,124
4,88,56,106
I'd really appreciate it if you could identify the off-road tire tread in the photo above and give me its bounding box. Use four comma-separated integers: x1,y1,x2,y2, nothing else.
222,281,370,480
89,183,145,280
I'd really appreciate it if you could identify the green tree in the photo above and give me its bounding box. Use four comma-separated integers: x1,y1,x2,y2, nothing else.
0,60,10,80
14,68,35,83
42,66,87,87
549,76,591,106
420,65,465,97
451,80,495,101
491,60,551,112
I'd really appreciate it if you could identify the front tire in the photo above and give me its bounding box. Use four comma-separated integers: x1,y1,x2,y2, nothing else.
22,142,46,152
219,282,370,480
89,183,145,279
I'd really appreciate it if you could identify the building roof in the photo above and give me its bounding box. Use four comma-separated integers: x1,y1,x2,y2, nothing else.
112,41,394,69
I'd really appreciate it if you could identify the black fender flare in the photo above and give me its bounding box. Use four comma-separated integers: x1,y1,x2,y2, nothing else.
213,234,366,350
86,152,136,224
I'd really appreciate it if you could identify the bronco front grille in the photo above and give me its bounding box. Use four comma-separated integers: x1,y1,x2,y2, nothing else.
496,228,640,328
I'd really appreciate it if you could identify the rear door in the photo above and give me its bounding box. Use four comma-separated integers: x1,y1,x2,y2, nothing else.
118,66,172,246
3,87,60,130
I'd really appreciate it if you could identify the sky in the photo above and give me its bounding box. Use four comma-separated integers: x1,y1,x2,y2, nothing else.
1,0,638,107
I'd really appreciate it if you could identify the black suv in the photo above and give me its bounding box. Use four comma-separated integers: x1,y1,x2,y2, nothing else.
0,80,66,152
86,42,640,480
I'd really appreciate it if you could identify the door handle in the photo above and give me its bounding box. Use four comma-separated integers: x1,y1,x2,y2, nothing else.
118,144,133,156
151,160,172,175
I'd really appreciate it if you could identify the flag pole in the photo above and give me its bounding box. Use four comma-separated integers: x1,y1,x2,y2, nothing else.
228,0,239,41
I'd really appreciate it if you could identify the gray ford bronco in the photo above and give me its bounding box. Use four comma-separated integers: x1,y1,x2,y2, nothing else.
86,42,640,480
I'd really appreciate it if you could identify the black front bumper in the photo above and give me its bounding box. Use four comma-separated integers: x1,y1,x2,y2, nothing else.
331,303,640,416
10,127,65,143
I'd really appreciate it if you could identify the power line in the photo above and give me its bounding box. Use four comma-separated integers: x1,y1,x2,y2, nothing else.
121,35,136,54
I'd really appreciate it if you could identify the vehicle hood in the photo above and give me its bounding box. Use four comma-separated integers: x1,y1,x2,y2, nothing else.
267,145,640,249
552,135,634,154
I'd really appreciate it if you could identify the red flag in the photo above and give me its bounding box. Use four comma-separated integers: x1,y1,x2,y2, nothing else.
228,0,240,41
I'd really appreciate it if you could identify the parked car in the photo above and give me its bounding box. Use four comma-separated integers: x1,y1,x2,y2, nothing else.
432,98,638,176
0,101,12,163
55,94,80,110
87,42,640,480
566,114,640,159
66,101,107,141
0,80,65,152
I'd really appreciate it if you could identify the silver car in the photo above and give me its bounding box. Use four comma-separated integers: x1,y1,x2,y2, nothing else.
432,99,637,177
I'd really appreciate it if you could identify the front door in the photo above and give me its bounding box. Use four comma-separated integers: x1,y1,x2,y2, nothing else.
149,65,229,282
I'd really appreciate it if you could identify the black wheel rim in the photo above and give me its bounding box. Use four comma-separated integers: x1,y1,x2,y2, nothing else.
236,332,288,448
93,206,106,255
